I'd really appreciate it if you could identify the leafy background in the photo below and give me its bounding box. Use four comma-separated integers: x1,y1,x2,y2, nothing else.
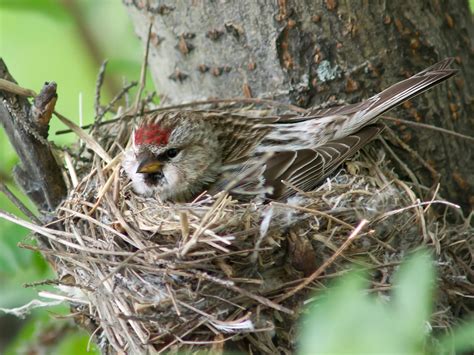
1,1,473,354
0,1,146,353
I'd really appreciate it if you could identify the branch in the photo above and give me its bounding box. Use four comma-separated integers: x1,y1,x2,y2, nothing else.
0,59,67,212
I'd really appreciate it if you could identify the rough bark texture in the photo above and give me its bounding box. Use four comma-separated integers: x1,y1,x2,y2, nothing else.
0,60,67,212
123,0,473,210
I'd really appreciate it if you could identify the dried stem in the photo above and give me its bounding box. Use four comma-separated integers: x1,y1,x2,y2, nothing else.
275,219,369,303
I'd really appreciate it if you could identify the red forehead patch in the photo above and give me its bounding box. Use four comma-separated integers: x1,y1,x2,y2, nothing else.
134,124,170,146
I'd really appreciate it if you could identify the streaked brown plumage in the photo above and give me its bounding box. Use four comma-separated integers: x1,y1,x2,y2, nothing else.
122,58,456,202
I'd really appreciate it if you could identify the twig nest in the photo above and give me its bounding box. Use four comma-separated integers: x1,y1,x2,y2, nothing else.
48,105,472,354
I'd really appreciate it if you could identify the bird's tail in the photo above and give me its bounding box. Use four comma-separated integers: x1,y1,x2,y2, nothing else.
308,58,457,138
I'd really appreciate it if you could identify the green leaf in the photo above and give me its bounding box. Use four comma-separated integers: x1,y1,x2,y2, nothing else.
53,332,100,355
0,0,69,21
300,270,401,353
439,321,474,354
392,251,434,344
4,313,49,355
3,310,97,355
0,265,54,308
299,252,436,354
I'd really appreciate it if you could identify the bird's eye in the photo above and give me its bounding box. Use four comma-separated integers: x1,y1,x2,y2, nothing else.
166,148,179,159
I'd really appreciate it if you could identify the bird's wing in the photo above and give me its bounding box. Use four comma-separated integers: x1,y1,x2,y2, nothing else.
263,125,384,200
201,112,273,163
213,58,457,159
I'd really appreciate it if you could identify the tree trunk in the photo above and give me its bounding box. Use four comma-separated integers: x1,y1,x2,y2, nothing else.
123,0,473,211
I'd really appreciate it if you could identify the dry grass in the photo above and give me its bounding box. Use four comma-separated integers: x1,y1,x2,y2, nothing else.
7,99,472,353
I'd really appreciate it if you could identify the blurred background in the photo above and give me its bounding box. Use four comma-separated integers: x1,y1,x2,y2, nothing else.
0,1,153,353
1,1,473,354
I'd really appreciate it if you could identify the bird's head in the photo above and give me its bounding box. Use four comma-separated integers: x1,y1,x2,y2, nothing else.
122,117,222,201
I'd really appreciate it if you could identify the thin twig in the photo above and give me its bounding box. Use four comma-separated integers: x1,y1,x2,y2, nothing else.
0,78,36,97
382,115,474,143
383,126,440,181
97,245,164,285
379,136,423,197
0,181,40,223
54,111,112,163
275,219,368,303
192,270,294,315
55,97,307,135
94,60,108,120
0,209,134,255
133,20,153,114
95,81,138,126
378,200,460,220
271,201,354,229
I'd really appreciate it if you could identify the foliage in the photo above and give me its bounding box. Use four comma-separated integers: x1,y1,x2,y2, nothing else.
0,1,144,353
299,252,474,354
4,307,99,355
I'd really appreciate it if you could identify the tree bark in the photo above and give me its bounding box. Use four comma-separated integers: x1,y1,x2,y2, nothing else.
123,0,474,211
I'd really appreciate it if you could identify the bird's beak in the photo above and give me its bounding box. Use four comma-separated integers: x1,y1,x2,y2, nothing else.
136,158,162,174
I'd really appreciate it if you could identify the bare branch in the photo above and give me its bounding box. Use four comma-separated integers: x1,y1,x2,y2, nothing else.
0,59,67,212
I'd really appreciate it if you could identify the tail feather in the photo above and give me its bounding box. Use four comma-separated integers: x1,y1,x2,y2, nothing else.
307,58,457,137
358,58,457,120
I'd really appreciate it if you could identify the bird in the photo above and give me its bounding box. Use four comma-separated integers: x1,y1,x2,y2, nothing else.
122,59,456,202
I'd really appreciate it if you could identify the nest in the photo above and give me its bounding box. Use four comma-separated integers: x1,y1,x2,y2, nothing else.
32,101,472,354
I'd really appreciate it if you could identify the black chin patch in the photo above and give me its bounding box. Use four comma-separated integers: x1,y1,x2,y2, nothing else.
144,172,164,185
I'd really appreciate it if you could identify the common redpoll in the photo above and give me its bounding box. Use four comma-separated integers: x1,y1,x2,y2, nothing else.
122,59,456,202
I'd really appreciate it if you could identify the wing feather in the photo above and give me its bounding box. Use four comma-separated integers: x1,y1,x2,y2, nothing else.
264,125,384,199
